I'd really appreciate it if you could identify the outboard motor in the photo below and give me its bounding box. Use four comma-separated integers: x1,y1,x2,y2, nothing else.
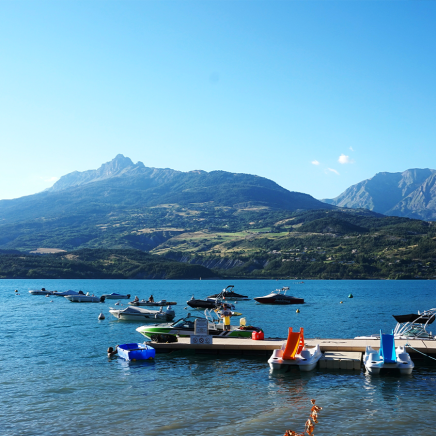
127,294,131,299
100,296,106,303
165,308,176,321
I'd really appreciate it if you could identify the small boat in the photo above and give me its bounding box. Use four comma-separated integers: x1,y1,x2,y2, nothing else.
254,287,304,305
136,310,262,341
268,328,322,371
187,296,223,310
363,331,414,375
29,288,54,295
355,308,436,340
130,299,177,307
64,292,105,303
207,285,250,301
51,290,80,297
102,293,131,300
109,306,176,322
117,343,155,361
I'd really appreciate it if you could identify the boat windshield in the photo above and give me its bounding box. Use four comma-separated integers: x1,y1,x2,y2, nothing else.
171,316,202,328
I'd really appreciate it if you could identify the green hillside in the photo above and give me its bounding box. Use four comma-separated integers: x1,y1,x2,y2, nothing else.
0,249,215,279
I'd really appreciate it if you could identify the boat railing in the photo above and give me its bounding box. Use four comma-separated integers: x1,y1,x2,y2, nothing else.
393,308,436,338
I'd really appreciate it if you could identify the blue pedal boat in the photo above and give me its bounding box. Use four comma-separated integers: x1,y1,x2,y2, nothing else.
363,331,414,374
117,343,155,361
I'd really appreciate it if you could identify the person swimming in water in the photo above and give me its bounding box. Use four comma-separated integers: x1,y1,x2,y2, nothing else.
107,346,118,357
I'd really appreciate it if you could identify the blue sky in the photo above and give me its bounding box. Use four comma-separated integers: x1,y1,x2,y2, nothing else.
1,1,435,201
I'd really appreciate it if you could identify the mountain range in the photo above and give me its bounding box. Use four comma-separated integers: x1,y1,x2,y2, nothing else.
0,154,333,251
323,168,436,221
2,156,436,280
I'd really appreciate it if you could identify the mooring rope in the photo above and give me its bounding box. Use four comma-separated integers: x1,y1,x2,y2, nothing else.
405,342,436,362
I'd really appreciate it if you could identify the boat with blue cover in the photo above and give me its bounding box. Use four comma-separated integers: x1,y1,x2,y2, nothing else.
117,343,155,361
363,330,414,375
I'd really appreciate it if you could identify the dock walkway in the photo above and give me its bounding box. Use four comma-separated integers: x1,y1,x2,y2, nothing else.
151,337,436,356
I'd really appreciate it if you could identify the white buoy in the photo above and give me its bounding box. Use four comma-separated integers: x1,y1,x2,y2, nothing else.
98,312,105,320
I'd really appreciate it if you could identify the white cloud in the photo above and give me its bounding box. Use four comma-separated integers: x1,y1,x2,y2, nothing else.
311,160,320,165
327,168,340,175
349,146,354,151
43,176,59,183
338,154,354,164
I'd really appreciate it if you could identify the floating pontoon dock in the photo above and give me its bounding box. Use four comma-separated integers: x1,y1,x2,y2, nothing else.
150,337,436,357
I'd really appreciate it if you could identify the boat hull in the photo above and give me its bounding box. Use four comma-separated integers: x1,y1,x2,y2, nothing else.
136,325,257,340
268,346,322,371
110,310,175,323
363,346,414,375
117,343,155,361
64,295,104,303
187,299,219,309
103,294,131,300
130,300,177,307
254,296,304,305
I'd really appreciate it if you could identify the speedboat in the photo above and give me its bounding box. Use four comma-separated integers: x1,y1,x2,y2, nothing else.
102,293,131,300
268,327,322,371
117,343,155,361
355,308,436,340
254,287,304,305
136,310,262,341
109,306,175,322
29,288,54,295
187,296,225,310
363,331,414,375
64,292,105,303
130,299,177,307
207,285,250,301
51,290,80,297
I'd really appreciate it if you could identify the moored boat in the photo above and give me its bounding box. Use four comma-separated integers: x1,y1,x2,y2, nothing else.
117,343,156,361
363,331,414,375
136,310,261,341
109,306,175,322
207,285,250,301
268,327,321,371
64,292,105,303
102,293,131,300
51,290,80,297
29,288,54,295
355,308,436,340
130,299,177,307
254,287,304,305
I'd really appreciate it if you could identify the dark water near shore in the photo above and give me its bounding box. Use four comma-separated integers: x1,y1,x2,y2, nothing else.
1,279,436,435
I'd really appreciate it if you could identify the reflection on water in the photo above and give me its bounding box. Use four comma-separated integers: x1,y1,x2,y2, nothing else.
2,279,436,435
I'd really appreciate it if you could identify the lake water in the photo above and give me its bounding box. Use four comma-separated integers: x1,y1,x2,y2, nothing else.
1,279,436,435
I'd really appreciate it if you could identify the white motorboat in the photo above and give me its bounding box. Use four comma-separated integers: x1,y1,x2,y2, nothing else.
29,288,54,295
355,308,436,340
363,331,414,375
268,327,322,372
254,287,305,305
51,290,80,297
109,306,175,322
101,293,131,300
64,293,105,303
130,299,177,307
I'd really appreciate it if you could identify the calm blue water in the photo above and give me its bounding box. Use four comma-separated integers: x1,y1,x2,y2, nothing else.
1,279,436,435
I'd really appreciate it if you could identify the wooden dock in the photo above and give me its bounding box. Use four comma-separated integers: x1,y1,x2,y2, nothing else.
151,337,436,357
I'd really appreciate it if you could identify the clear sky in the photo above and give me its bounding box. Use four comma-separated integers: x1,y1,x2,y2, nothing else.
1,1,436,201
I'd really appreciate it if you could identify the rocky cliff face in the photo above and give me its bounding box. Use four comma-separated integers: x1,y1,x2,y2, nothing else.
323,168,436,220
